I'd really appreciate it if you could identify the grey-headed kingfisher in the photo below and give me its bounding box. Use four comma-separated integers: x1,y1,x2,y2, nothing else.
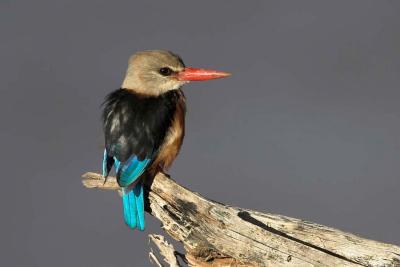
101,50,230,230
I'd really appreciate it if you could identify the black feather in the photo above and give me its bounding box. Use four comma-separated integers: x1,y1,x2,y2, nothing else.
104,154,114,177
102,89,180,163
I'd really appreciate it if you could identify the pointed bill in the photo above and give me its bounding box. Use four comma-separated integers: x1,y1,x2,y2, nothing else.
177,67,231,81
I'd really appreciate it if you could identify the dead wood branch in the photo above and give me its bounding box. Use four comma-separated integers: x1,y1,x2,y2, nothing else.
82,172,400,267
149,234,182,267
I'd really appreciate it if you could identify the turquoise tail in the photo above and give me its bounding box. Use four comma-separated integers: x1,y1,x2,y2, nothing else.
122,183,145,230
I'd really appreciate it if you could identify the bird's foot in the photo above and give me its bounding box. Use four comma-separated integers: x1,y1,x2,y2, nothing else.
103,176,109,185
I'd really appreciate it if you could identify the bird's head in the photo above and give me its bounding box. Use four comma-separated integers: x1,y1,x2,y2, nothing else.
121,50,230,96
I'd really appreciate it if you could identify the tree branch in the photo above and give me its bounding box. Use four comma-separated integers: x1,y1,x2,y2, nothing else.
82,172,400,267
149,234,182,267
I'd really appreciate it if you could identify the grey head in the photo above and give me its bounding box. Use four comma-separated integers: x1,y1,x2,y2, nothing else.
121,50,230,96
121,50,187,96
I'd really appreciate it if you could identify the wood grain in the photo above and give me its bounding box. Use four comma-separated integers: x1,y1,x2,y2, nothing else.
82,172,400,267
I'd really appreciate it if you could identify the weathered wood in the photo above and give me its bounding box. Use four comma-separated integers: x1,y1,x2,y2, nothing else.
82,172,400,267
149,234,181,267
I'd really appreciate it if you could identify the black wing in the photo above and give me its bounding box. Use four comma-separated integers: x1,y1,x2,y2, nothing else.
102,89,179,173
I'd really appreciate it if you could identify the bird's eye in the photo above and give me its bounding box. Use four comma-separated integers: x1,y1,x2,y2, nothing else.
159,67,173,76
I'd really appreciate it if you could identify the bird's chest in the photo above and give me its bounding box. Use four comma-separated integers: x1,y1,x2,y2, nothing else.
153,94,186,170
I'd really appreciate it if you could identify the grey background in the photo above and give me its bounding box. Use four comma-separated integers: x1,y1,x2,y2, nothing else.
1,1,399,266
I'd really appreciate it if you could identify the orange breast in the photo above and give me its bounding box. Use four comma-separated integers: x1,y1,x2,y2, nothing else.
153,91,186,170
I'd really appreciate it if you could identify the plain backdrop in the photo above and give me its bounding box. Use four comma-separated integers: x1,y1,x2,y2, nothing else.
1,1,399,266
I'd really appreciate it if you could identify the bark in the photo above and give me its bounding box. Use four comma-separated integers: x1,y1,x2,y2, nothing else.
149,234,182,267
82,172,400,267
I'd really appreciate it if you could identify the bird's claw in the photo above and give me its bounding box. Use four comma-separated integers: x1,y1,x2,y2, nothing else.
103,176,108,185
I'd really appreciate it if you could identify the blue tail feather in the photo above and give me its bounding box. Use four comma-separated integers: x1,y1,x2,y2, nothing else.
133,183,145,230
105,154,148,230
122,184,145,230
122,188,137,228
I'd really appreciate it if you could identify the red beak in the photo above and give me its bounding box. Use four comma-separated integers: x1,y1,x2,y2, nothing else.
177,67,231,81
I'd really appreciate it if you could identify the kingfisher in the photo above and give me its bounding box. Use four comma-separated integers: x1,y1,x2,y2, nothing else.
101,50,230,230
